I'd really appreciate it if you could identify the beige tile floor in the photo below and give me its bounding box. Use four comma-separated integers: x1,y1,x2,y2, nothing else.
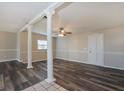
23,80,67,91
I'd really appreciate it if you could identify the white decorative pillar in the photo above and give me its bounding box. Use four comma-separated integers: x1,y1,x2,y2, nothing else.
27,25,33,69
17,32,21,62
45,10,56,82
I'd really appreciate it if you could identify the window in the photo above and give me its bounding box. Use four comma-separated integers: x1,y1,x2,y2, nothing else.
37,40,47,49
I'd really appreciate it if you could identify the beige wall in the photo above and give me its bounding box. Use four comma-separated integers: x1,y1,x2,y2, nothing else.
56,32,88,62
96,26,124,69
20,31,56,63
56,26,124,69
20,31,28,63
0,31,17,62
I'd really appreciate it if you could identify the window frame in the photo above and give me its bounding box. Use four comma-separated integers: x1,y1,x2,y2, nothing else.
37,40,47,50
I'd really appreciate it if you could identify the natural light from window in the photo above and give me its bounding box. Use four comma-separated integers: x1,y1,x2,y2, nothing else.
37,40,47,49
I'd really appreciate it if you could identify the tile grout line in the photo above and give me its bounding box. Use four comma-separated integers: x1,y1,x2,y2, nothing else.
23,80,67,91
40,81,60,90
32,87,36,91
39,82,50,90
32,83,47,91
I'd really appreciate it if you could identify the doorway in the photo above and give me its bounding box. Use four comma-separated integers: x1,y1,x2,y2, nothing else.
88,33,104,66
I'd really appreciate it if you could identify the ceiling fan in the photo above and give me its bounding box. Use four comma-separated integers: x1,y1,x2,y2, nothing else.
54,27,72,37
42,16,72,37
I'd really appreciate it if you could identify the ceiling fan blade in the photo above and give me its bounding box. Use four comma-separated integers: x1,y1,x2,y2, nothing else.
52,33,58,35
65,32,72,34
53,32,58,34
52,31,58,34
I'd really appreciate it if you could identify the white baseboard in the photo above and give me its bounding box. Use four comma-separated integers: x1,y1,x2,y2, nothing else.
22,59,47,64
101,65,124,71
55,57,86,63
56,58,124,71
1,58,124,71
0,58,23,63
16,58,23,62
32,59,47,63
45,78,56,83
0,59,17,62
27,65,33,69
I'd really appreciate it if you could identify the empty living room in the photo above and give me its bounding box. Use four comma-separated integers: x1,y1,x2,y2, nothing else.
0,0,124,92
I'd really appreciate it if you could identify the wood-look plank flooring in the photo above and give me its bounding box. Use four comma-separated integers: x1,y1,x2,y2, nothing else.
0,59,124,91
0,60,47,91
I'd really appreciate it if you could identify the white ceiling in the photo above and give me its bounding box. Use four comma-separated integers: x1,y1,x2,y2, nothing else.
1,2,124,33
58,2,124,33
0,2,52,32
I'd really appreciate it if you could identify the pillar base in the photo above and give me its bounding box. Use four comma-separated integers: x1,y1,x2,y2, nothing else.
27,65,33,69
16,58,23,62
45,78,56,83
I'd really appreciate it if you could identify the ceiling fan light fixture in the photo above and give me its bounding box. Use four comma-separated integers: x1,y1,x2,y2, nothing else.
61,30,64,33
58,33,64,37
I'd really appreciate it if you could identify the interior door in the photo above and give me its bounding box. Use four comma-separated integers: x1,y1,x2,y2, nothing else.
88,33,104,66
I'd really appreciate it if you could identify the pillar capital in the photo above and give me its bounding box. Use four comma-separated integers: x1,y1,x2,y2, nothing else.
27,24,33,30
44,9,55,16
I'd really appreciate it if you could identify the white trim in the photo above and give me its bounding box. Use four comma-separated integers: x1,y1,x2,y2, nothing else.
21,59,47,64
0,49,17,51
0,59,17,62
17,32,21,61
34,50,47,52
56,58,124,71
27,25,33,69
88,33,104,66
21,51,47,54
102,65,124,71
16,58,23,62
56,50,88,53
45,78,56,83
32,31,56,37
32,59,47,62
55,57,86,63
0,58,23,63
27,65,33,69
46,9,55,82
20,50,124,54
56,50,124,54
1,57,124,71
0,31,17,33
104,52,124,55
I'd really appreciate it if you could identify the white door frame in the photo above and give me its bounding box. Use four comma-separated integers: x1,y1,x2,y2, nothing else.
88,33,104,66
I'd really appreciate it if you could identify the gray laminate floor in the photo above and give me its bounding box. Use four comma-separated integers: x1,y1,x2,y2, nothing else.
0,59,124,91
54,59,124,91
0,60,47,91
